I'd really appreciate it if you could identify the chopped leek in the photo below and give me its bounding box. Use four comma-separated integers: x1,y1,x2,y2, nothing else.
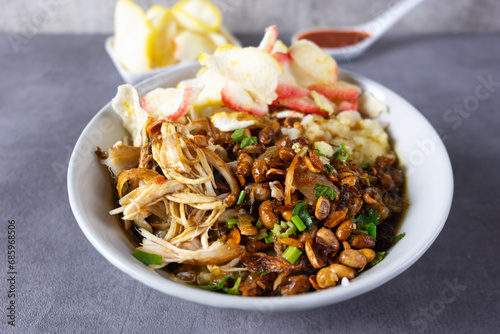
282,246,302,264
236,190,246,205
291,215,306,232
226,218,239,228
132,250,163,265
231,129,245,143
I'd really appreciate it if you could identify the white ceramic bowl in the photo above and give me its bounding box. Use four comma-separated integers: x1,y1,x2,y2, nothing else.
68,64,453,311
105,27,241,84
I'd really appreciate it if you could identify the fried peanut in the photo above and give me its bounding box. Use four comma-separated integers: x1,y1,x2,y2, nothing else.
351,234,376,249
315,196,330,220
316,266,339,288
305,240,326,269
316,227,340,252
223,193,237,207
328,263,356,280
227,228,241,244
335,219,353,242
279,238,304,249
236,153,253,177
258,126,274,145
279,147,295,162
325,210,346,228
252,159,268,183
339,249,367,268
259,200,278,230
358,248,376,262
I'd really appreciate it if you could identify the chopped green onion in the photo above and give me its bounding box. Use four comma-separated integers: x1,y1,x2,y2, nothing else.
231,129,245,143
353,209,380,226
240,136,258,149
226,277,242,295
356,222,377,239
325,164,335,174
132,249,163,265
272,221,297,238
255,218,263,229
240,137,251,148
226,218,239,228
313,149,326,157
292,202,313,231
291,215,306,232
282,246,302,264
313,184,337,200
255,270,270,275
256,228,268,240
360,162,370,169
391,232,406,244
236,190,246,205
334,143,350,161
264,231,274,243
369,251,388,267
190,277,234,292
363,176,371,186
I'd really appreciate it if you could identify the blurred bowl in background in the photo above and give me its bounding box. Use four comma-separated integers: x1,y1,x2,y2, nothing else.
105,26,240,84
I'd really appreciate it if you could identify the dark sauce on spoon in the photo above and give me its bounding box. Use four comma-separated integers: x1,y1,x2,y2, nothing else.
298,30,371,48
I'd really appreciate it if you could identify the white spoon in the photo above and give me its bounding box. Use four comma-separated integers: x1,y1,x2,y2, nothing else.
291,0,425,61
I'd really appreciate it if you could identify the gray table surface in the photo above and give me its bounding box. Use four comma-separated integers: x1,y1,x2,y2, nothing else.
1,32,499,334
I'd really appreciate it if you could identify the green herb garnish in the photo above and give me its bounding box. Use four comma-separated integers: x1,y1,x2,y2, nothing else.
282,246,302,264
362,176,371,186
231,129,245,143
132,249,163,265
369,251,388,267
240,136,258,149
334,143,350,161
313,184,337,200
292,202,314,231
325,164,335,174
255,270,270,275
354,209,381,239
226,277,242,295
360,162,370,169
255,218,263,229
236,190,246,205
356,222,377,239
190,276,241,295
226,218,239,228
264,231,274,243
353,209,381,226
391,232,406,244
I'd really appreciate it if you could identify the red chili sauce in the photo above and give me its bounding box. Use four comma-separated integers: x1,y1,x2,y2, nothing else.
298,30,371,48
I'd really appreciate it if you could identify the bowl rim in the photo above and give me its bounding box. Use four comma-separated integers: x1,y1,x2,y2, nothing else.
68,64,454,311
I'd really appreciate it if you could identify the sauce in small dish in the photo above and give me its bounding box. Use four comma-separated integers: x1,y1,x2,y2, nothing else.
298,30,371,48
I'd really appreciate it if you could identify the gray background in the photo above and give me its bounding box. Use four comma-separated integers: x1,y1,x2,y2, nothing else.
1,0,500,34
1,31,499,333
